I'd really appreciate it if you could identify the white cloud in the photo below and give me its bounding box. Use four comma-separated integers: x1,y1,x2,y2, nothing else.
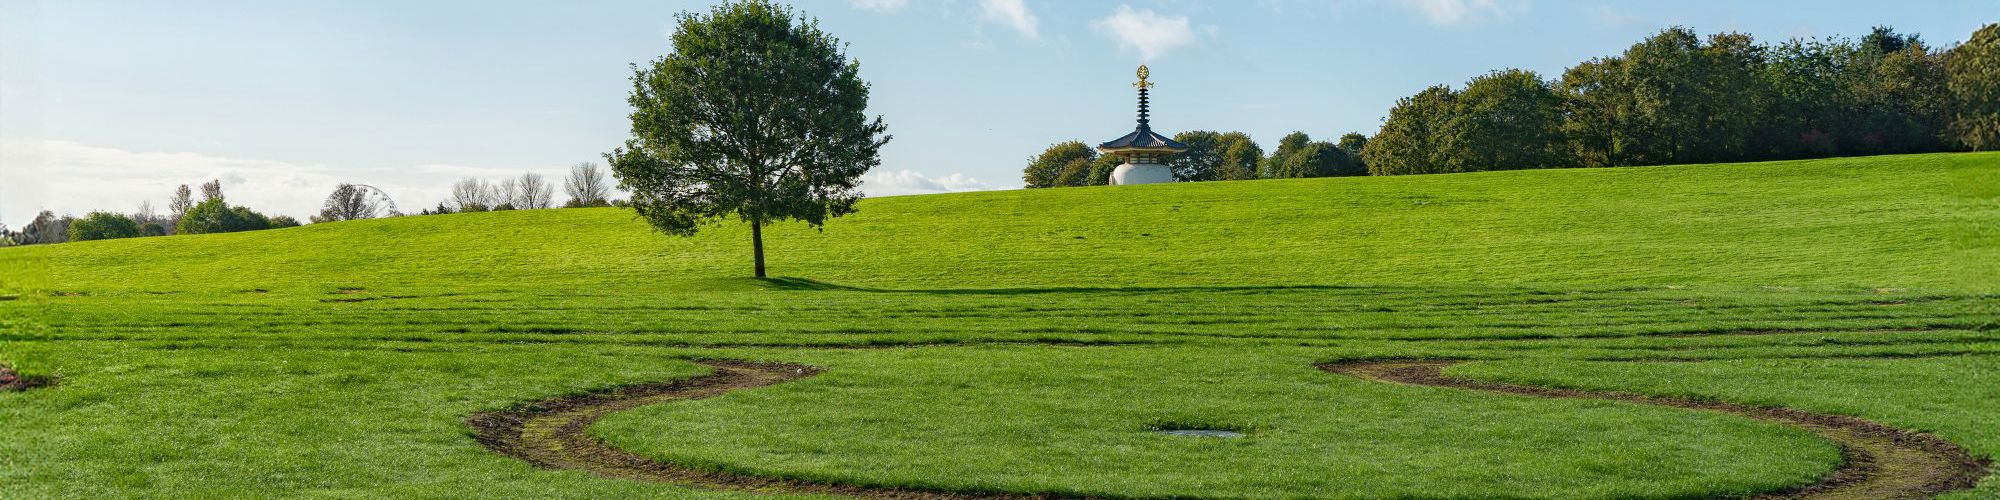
0,139,566,227
861,169,1001,197
849,0,909,13
979,0,1039,39
1093,5,1204,61
1398,0,1514,25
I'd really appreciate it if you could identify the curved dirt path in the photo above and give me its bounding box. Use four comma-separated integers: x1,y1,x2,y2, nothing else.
470,358,1988,499
1320,360,1990,500
468,359,1077,499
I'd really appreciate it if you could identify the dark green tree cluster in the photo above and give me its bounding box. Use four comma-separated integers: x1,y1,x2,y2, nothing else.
66,212,142,242
1365,24,2000,175
1025,130,1280,188
1263,131,1364,178
174,182,276,235
1169,131,1263,181
176,198,273,235
1366,69,1565,175
2,179,302,246
1949,24,2000,150
1022,141,1120,187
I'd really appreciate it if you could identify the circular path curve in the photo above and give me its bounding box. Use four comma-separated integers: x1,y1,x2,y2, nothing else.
1320,360,1989,500
469,358,1991,499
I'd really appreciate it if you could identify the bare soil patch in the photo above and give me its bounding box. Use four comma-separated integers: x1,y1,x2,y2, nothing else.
0,365,52,392
1320,359,1990,500
468,359,1085,499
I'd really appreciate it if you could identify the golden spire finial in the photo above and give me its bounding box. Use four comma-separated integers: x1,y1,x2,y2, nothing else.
1134,65,1153,89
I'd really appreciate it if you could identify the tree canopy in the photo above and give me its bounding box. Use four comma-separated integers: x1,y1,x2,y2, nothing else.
1169,131,1262,182
1948,23,2000,150
66,212,141,242
607,0,888,277
1365,25,1974,175
312,184,390,223
1009,25,1979,182
177,199,273,235
1446,69,1566,172
1363,87,1456,175
1024,141,1097,188
1216,134,1264,181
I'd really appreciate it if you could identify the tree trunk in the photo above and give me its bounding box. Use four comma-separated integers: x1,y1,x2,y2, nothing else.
750,221,766,278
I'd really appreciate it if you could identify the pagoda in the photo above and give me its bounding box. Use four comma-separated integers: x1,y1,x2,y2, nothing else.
1097,65,1188,185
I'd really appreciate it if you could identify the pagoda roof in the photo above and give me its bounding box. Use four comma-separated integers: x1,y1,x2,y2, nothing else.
1098,127,1187,151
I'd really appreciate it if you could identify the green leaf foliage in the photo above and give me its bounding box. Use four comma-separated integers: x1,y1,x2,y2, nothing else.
1025,141,1097,188
1270,142,1359,178
1086,154,1123,186
65,211,141,242
1261,132,1313,178
1363,87,1457,175
1360,25,1970,174
1170,131,1262,182
175,199,272,235
1214,132,1263,181
1949,23,2000,150
607,0,888,276
1336,133,1368,169
1169,131,1223,182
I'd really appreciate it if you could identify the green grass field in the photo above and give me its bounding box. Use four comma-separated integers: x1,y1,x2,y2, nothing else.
3,152,1997,498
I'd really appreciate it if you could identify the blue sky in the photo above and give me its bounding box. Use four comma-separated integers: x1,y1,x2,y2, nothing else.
3,0,1995,227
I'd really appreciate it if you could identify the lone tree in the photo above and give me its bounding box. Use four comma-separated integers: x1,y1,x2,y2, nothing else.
312,183,393,223
608,0,888,278
515,173,555,209
167,185,194,231
564,162,612,207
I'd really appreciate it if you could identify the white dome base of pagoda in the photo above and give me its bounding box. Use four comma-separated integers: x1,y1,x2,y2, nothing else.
1110,163,1174,185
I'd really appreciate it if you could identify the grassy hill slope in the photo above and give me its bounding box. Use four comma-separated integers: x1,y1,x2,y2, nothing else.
2,152,1997,499
5,152,1995,294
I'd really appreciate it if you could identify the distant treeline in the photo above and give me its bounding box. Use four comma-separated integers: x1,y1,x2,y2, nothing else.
1027,24,2000,186
1,163,622,247
0,180,302,247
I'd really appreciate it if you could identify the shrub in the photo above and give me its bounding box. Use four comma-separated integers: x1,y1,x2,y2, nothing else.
176,199,273,235
66,211,142,241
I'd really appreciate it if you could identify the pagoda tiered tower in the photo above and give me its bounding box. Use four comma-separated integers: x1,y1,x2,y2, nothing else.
1097,65,1188,185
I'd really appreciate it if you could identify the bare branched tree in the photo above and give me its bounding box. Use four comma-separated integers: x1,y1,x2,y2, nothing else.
199,179,224,202
132,201,169,235
312,184,388,223
133,201,159,225
450,178,491,211
564,162,610,207
168,185,194,230
20,210,70,245
516,173,554,209
492,178,520,209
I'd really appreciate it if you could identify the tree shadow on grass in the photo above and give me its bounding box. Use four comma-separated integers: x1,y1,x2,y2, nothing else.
754,276,1372,296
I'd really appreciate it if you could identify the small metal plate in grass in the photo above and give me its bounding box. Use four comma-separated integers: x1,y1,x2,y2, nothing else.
1155,428,1245,438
